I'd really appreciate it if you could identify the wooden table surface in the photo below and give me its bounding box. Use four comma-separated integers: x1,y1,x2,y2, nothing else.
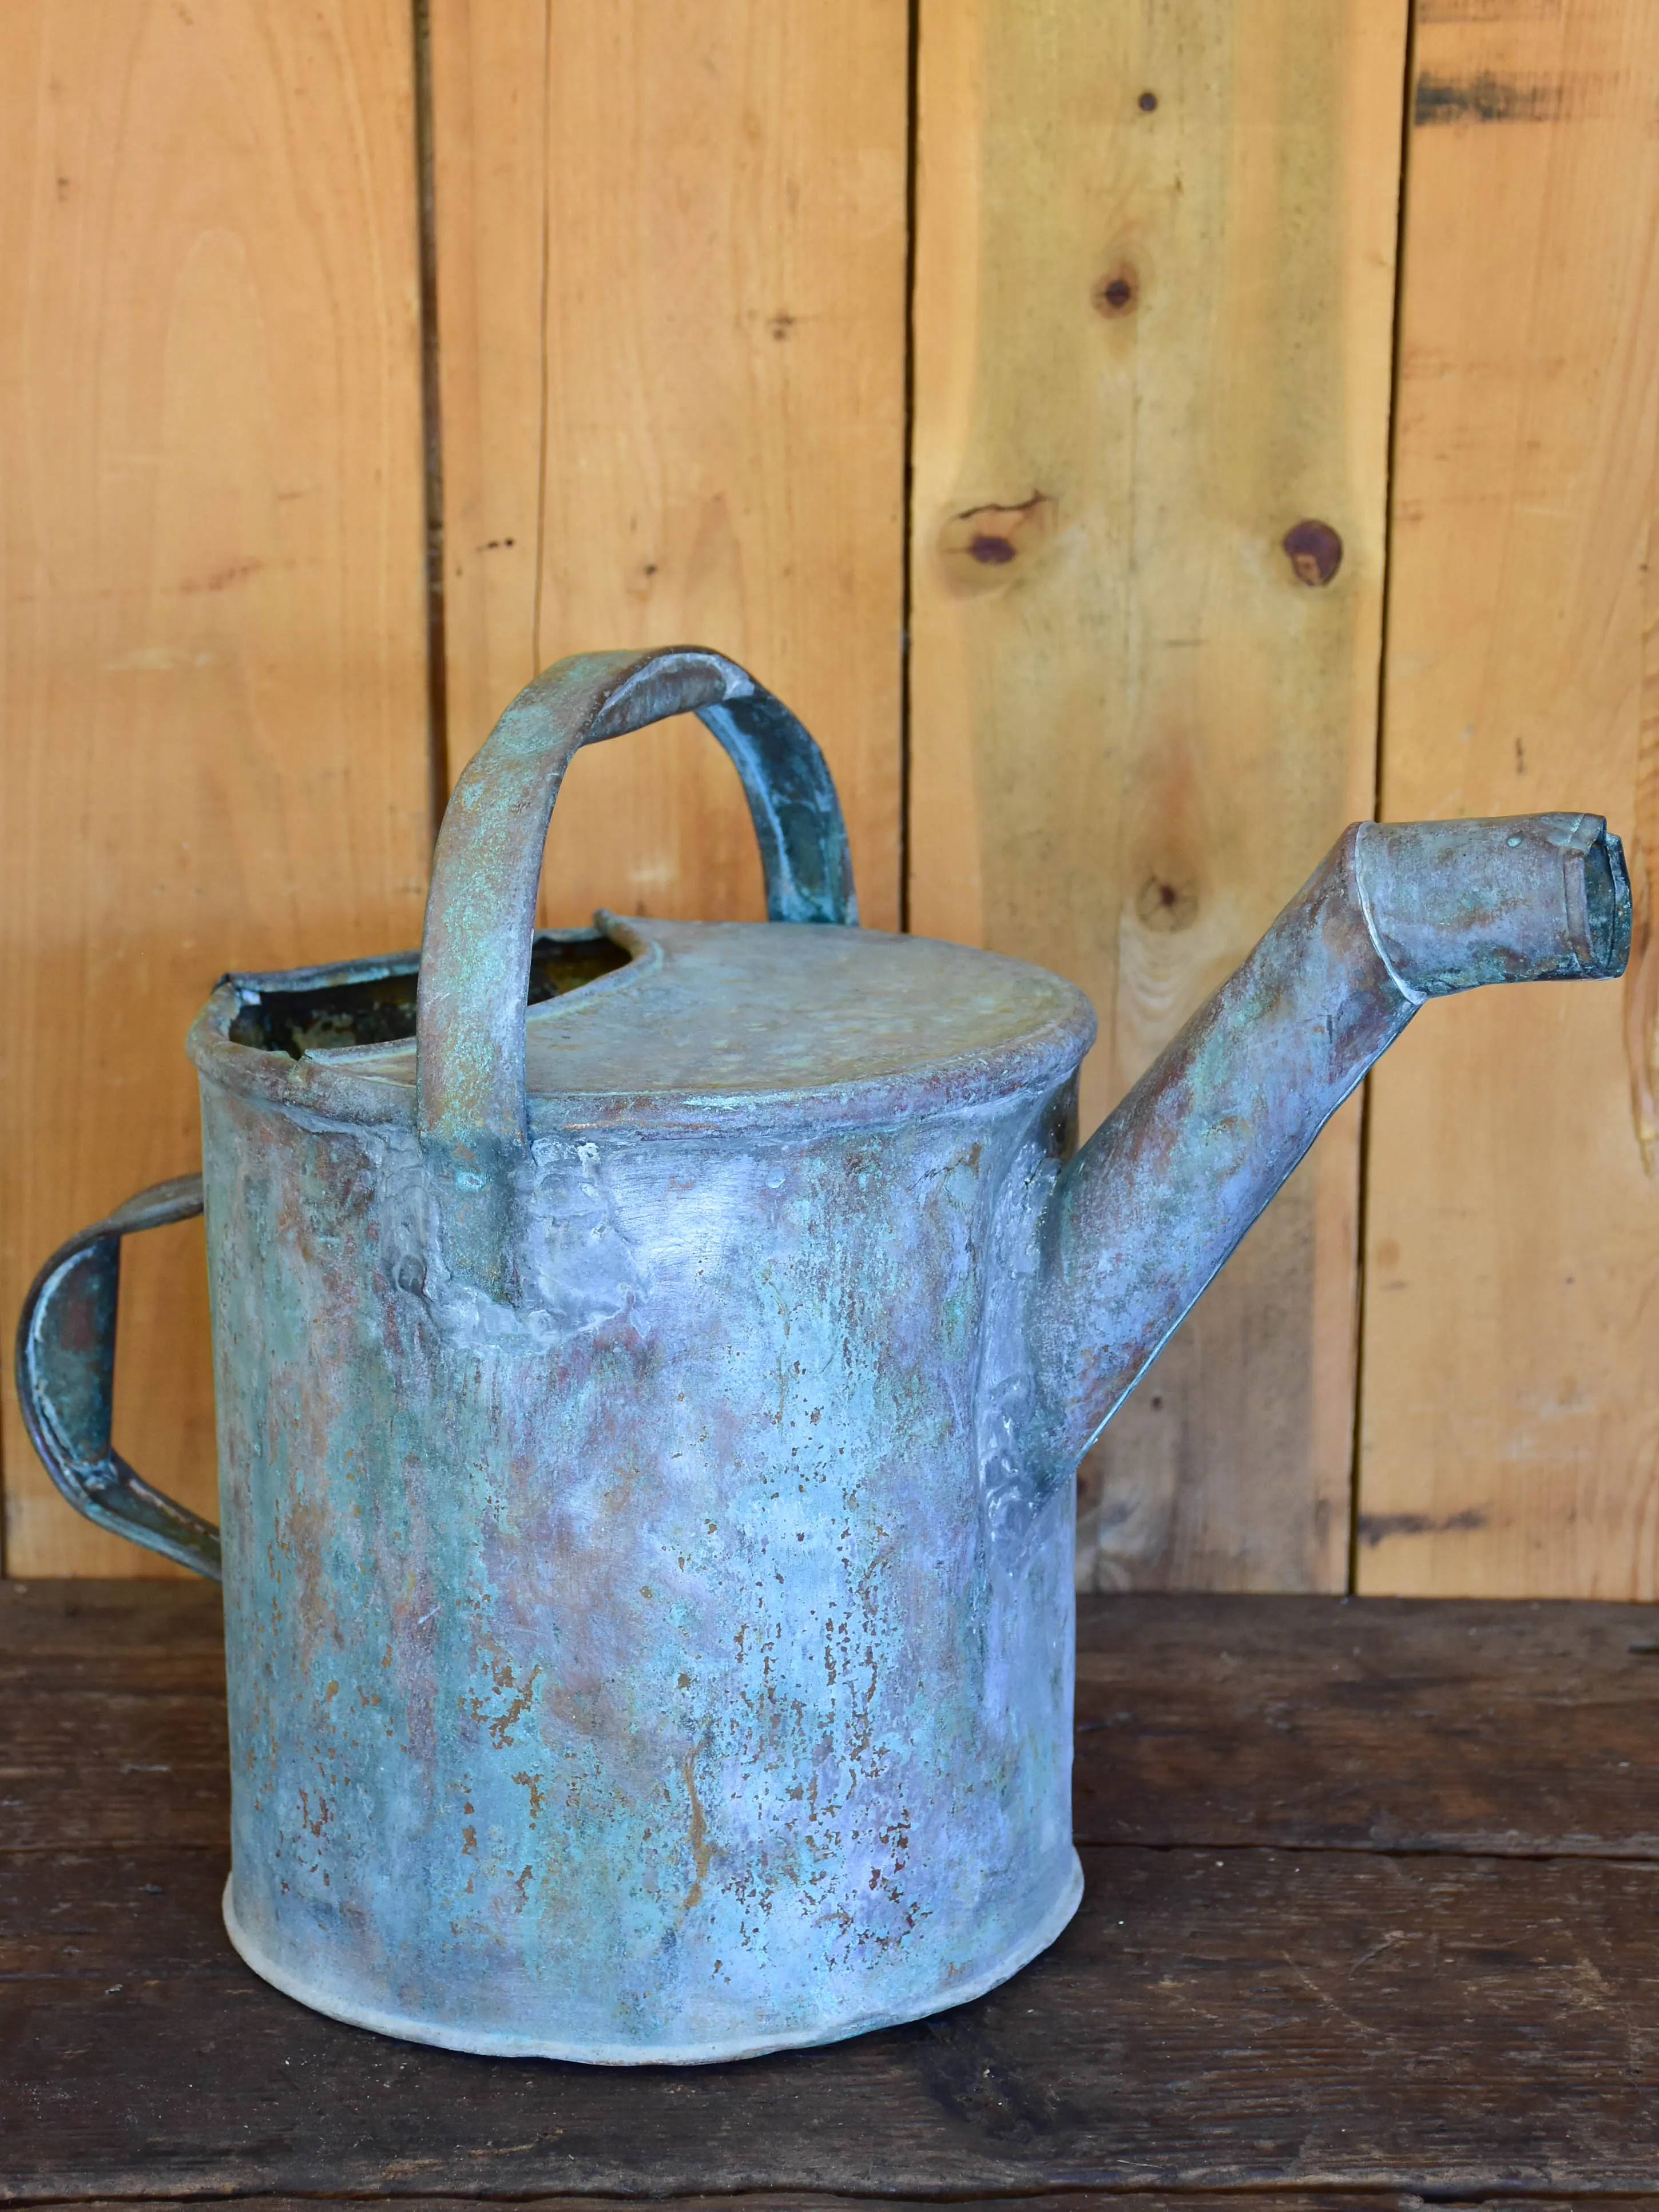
6,1578,1659,2206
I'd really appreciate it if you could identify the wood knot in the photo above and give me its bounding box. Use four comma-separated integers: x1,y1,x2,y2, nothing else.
1093,264,1139,318
1136,876,1198,932
1281,518,1343,587
936,494,1057,594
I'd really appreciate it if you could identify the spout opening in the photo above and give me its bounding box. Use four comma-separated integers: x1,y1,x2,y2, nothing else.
1585,826,1633,979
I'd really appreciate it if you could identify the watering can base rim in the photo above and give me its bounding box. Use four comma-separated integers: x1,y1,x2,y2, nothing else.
221,1854,1083,2066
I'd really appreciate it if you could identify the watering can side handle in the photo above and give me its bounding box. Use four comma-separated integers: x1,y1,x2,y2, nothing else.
416,647,855,1179
14,1174,221,1580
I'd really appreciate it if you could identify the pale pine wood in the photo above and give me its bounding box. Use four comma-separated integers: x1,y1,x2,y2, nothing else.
430,0,907,932
1359,0,1659,1598
910,0,1408,1589
0,1,431,1575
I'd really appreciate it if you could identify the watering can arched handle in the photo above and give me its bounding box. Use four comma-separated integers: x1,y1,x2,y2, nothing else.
416,646,855,1176
14,1174,221,1580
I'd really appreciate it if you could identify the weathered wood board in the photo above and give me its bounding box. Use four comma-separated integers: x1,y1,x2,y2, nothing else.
0,1,432,1575
429,0,907,931
12,2202,1583,2212
0,2202,1561,2212
18,2202,1575,2212
1359,0,1659,1596
908,0,1408,1589
17,1841,1659,2194
14,1578,1659,1864
10,1581,1659,2196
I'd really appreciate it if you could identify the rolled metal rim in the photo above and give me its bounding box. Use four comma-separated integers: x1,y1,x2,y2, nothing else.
221,1852,1085,2066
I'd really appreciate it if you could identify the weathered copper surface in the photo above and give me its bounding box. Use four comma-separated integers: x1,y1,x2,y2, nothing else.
14,1174,216,1578
15,644,1631,2064
1031,811,1629,1469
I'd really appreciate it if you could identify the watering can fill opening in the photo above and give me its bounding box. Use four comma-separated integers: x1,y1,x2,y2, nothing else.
226,931,633,1059
15,644,1630,2064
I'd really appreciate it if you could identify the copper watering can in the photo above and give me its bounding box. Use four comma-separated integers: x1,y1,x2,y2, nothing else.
18,648,1631,2063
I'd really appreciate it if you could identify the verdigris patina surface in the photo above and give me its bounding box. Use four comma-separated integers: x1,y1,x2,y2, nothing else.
17,646,1631,2061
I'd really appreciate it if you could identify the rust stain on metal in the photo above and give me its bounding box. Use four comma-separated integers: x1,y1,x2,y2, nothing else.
681,1746,713,1911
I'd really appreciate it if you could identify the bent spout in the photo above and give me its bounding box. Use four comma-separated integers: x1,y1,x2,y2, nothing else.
1029,813,1630,1472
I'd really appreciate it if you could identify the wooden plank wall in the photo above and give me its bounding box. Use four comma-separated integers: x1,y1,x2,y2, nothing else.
428,0,906,931
3,0,1656,1598
908,0,1406,1590
0,0,432,1576
1358,0,1659,1597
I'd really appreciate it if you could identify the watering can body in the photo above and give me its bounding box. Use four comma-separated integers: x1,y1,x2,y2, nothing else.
18,646,1632,2063
193,914,1092,2061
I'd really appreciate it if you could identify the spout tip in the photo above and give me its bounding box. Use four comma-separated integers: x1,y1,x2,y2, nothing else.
1589,825,1633,980
1356,813,1636,996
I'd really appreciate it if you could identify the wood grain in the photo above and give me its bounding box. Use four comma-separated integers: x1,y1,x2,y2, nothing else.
0,1581,228,1848
1073,1590,1659,1856
909,0,1408,1591
20,2202,1595,2212
30,2203,1617,2212
19,2203,1551,2212
429,0,907,932
11,1848,1659,2191
11,1582,1659,2195
1359,0,1659,1596
13,1580,1659,1862
0,2,432,1576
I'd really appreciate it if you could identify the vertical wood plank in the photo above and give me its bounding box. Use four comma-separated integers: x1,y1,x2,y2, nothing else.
910,1,1408,1589
1359,0,1659,1597
430,0,907,931
0,1,431,1575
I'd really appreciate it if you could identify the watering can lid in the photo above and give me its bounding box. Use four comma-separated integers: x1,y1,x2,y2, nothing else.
193,650,1095,1132
197,914,1095,1134
269,914,1093,1117
514,916,1093,1099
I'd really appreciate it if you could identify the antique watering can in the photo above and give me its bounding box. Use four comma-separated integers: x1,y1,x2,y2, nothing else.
18,648,1630,2063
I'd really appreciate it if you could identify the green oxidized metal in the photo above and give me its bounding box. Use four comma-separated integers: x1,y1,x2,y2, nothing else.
16,647,1632,2062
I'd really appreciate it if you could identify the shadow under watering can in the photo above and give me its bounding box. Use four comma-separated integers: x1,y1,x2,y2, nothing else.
16,646,1630,2062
